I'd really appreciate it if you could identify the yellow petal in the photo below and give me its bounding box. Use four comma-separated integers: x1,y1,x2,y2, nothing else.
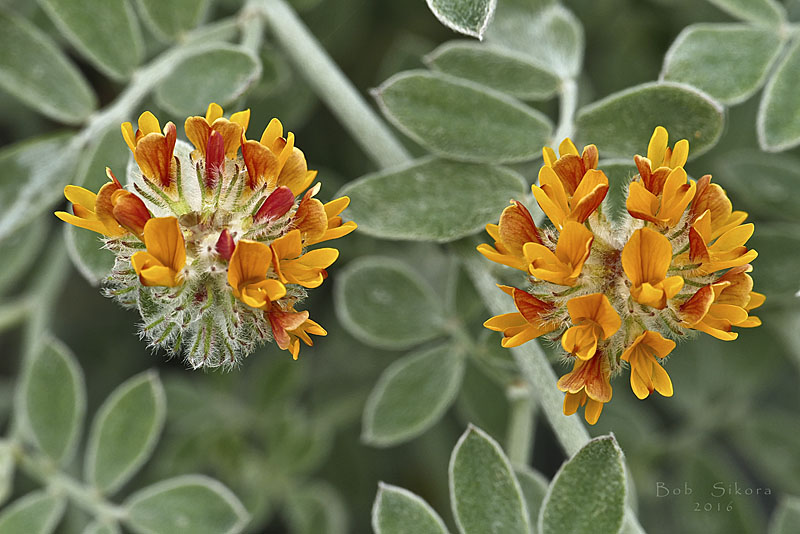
205,102,223,123
63,185,98,210
137,111,160,136
647,126,668,167
142,217,185,273
228,239,272,292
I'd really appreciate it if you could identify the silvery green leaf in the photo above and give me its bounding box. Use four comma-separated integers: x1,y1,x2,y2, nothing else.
426,41,559,100
375,70,552,163
717,150,800,223
0,11,96,123
15,338,85,465
758,37,800,152
705,0,785,26
0,441,13,507
515,466,548,533
770,496,800,534
84,371,166,495
284,482,347,534
64,126,130,285
449,425,529,534
363,343,465,447
338,157,526,242
82,522,120,534
0,133,78,242
154,44,261,117
485,3,583,78
136,0,209,40
425,0,497,39
575,82,724,159
538,435,626,534
0,491,66,534
123,475,248,534
372,483,449,534
334,256,446,350
0,218,47,295
661,24,783,105
38,0,143,79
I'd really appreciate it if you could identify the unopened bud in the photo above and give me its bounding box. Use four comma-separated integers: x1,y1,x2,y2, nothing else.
255,186,294,221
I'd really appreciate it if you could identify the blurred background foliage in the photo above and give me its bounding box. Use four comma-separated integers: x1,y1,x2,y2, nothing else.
0,0,799,533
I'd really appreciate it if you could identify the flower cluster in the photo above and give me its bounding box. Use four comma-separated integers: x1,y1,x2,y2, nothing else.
57,104,356,368
479,127,763,424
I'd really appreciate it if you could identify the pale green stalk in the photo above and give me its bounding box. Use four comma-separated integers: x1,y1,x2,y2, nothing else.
505,381,535,466
254,0,412,168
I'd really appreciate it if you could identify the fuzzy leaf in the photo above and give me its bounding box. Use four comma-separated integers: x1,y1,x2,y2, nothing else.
758,37,800,152
705,0,785,26
375,70,551,163
15,338,85,465
426,41,559,100
575,82,724,159
539,435,626,534
0,11,96,123
661,24,783,105
335,256,445,350
770,496,800,534
0,491,66,534
718,150,800,223
372,483,449,534
123,475,248,534
0,218,47,296
84,371,166,495
425,0,497,39
449,425,529,534
83,522,121,534
136,0,208,40
284,482,347,534
154,45,261,117
39,0,143,79
64,126,130,285
748,223,800,304
363,344,465,446
0,133,78,242
515,467,548,533
485,3,583,78
339,157,526,242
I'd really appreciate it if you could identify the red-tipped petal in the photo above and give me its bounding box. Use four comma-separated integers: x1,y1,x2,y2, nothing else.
112,190,151,236
255,186,295,222
215,229,235,260
205,130,225,190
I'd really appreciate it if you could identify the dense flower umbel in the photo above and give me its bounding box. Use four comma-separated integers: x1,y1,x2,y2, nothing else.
479,128,763,424
56,104,356,368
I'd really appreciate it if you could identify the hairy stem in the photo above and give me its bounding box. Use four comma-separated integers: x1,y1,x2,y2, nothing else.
255,0,411,170
506,381,535,466
553,77,578,143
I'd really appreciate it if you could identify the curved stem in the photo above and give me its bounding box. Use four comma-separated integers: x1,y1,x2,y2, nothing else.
553,77,578,143
506,381,535,466
255,0,411,170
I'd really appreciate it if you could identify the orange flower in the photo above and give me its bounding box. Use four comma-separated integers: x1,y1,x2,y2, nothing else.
270,229,339,288
622,227,684,309
679,265,764,339
185,102,250,160
286,317,327,360
131,217,186,287
626,166,696,227
542,138,599,196
55,168,127,237
307,196,358,246
524,221,593,286
561,293,621,360
689,175,747,240
634,126,689,195
621,331,675,399
121,112,177,191
241,118,316,194
532,167,609,230
558,355,612,425
477,200,542,271
483,285,557,347
292,184,328,244
684,210,758,274
227,240,287,309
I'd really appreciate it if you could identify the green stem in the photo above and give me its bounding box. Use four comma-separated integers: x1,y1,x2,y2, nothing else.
14,443,124,523
505,381,535,466
255,0,411,169
553,77,578,143
0,297,34,333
